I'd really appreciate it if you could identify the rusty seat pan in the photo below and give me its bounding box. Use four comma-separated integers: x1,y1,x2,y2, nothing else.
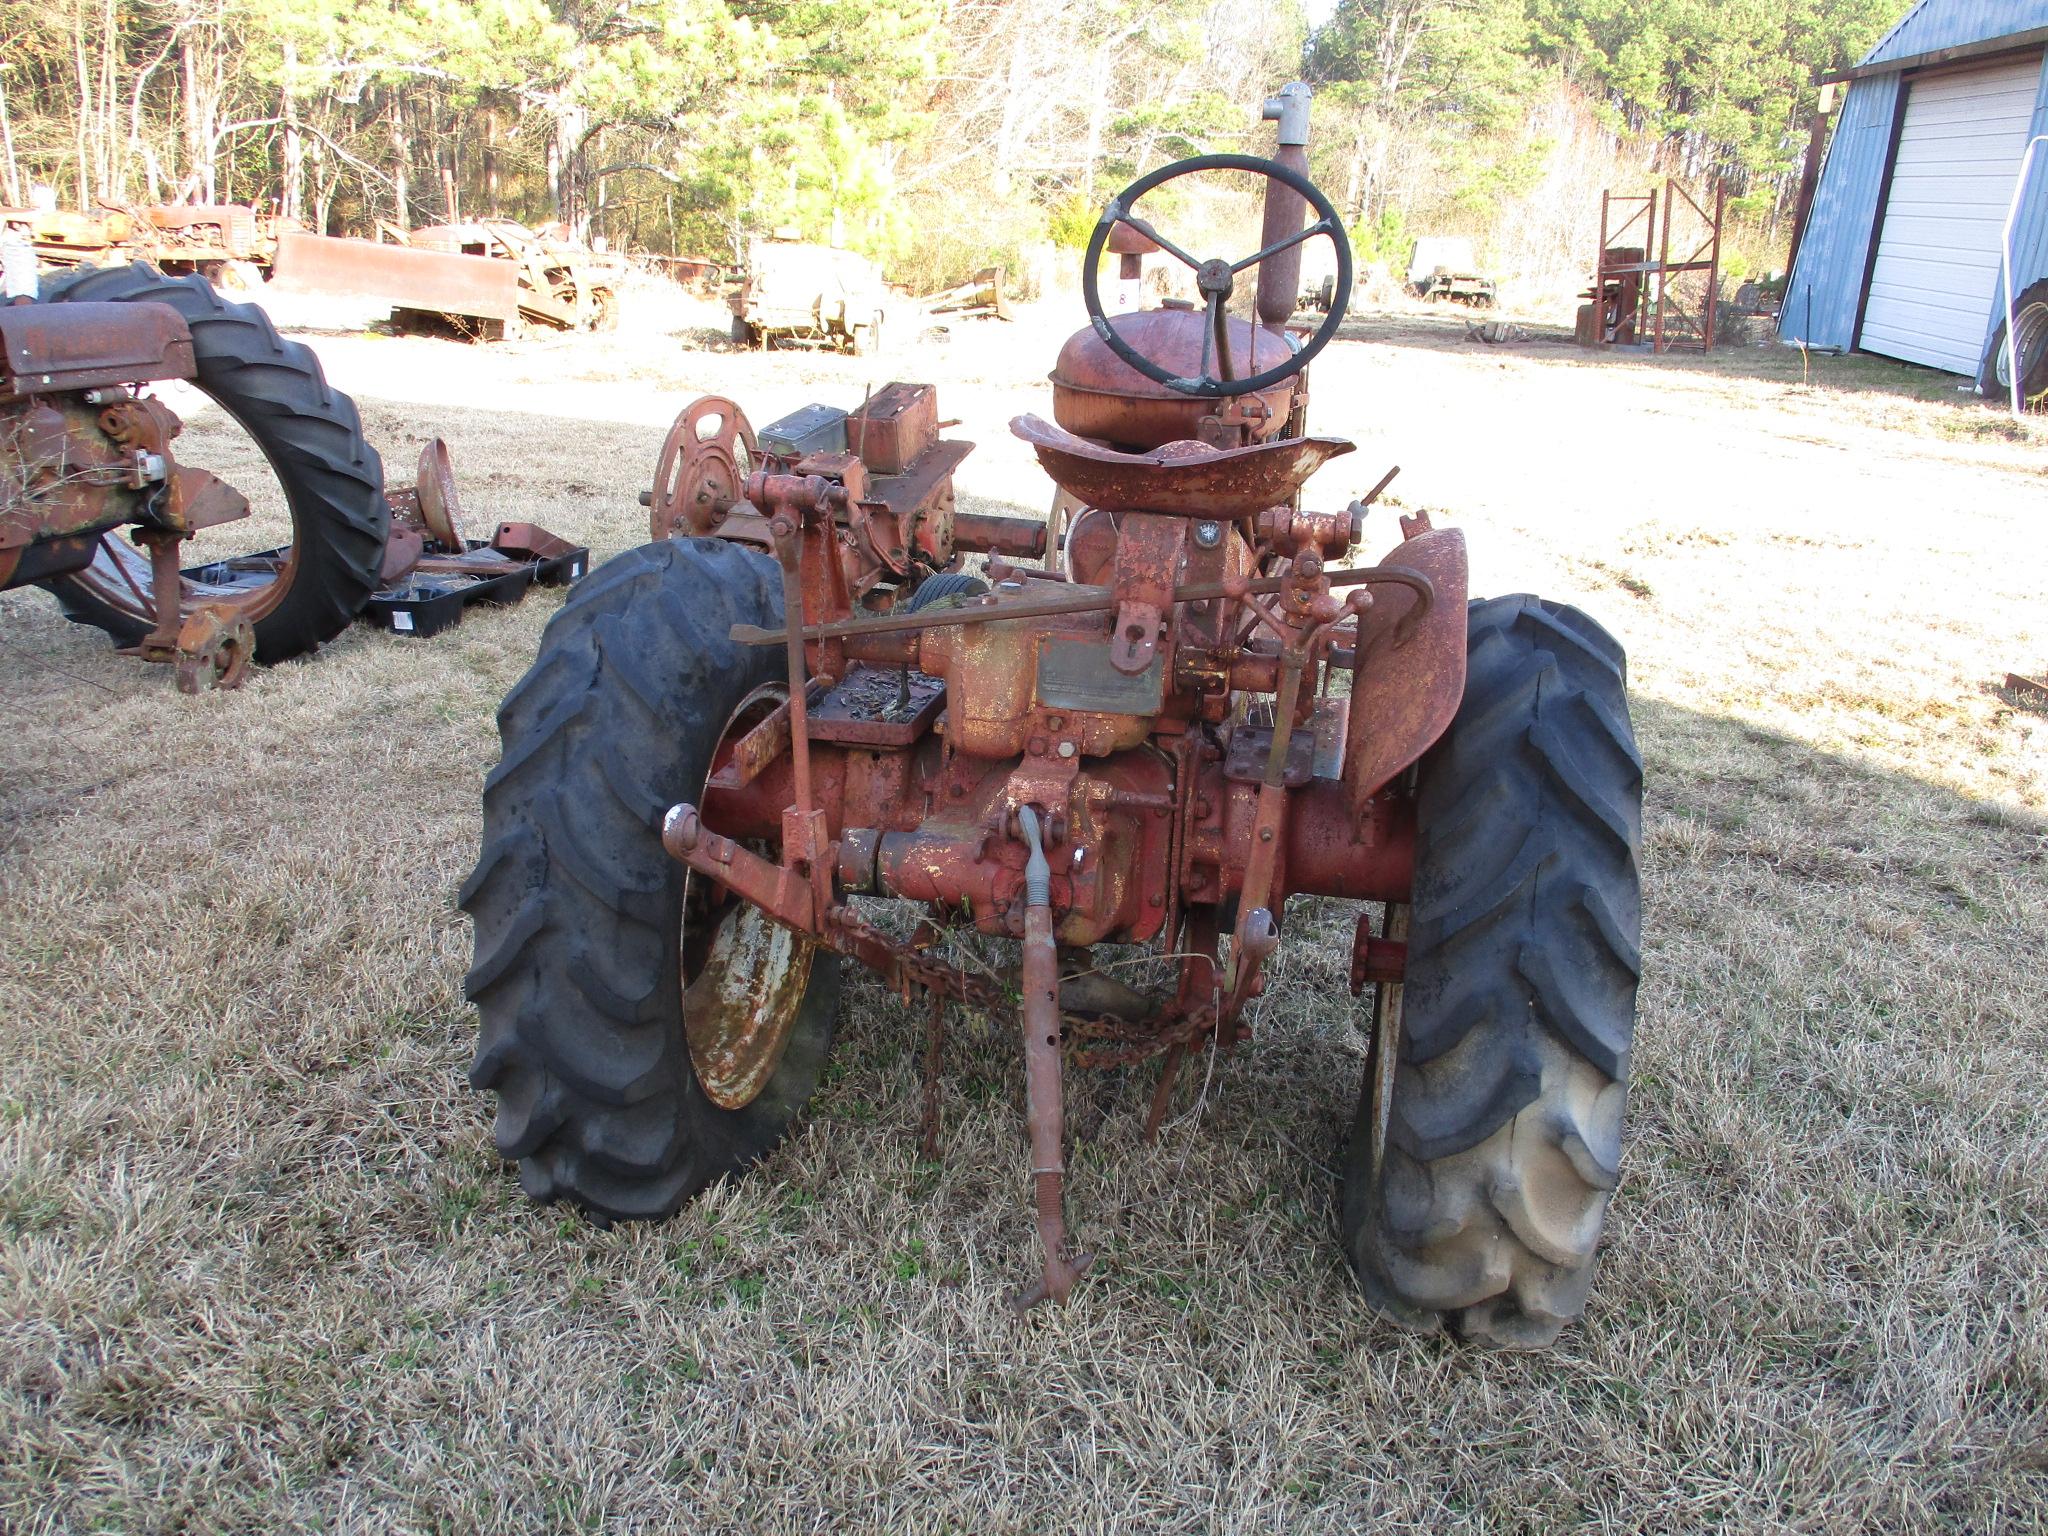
1010,413,1352,518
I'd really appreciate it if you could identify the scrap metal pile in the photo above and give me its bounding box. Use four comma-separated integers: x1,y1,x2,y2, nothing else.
0,200,270,283
1,199,623,342
268,219,621,339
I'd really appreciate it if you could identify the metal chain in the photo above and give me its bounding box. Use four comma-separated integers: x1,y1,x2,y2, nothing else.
827,904,1010,1011
1064,1004,1216,1069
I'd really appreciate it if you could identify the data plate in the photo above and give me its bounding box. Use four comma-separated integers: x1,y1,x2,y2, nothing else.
1036,636,1164,714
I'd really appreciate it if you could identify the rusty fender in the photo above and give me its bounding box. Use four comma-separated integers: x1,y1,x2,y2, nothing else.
1342,522,1468,809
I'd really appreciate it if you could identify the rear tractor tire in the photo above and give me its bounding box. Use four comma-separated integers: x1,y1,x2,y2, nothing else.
1979,278,2048,411
463,539,842,1222
1340,595,1643,1348
37,263,388,664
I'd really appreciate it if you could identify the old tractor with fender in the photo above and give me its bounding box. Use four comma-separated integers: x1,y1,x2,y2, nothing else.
2,262,387,689
465,84,1643,1345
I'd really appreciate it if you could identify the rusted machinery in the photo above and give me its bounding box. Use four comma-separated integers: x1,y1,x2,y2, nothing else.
268,220,619,339
465,83,1644,1346
1579,184,1725,351
0,201,272,284
2,264,387,690
729,234,889,353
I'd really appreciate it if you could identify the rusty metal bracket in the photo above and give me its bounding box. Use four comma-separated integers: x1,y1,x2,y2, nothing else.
1347,910,1407,995
733,562,1433,647
170,605,254,693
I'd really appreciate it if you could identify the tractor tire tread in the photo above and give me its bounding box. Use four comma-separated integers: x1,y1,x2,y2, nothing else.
1342,594,1642,1349
462,539,840,1222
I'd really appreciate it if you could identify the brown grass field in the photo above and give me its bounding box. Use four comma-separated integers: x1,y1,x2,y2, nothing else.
2,285,2045,1533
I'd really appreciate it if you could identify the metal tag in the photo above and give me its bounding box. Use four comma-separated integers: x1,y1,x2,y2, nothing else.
1036,636,1164,713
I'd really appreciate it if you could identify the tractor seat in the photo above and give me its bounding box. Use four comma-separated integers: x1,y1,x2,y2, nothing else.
1010,414,1353,519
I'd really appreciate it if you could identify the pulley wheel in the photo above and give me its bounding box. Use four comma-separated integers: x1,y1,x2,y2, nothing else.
415,438,468,550
650,396,756,541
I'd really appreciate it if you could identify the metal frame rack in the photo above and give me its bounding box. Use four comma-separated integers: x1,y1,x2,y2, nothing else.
1590,181,1726,353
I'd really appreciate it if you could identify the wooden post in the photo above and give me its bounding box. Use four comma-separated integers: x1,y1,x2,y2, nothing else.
1705,180,1726,349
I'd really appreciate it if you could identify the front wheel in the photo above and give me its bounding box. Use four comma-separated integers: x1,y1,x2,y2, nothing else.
1340,595,1643,1347
1979,279,2048,411
462,539,841,1221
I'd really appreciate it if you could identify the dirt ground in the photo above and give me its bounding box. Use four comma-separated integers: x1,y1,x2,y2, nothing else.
2,280,2045,1533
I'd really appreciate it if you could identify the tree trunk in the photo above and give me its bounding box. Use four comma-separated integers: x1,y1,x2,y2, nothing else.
281,43,305,224
74,3,93,207
485,108,501,217
98,0,118,200
1082,45,1110,200
0,68,21,206
550,101,589,237
179,33,222,202
389,93,410,227
180,37,201,197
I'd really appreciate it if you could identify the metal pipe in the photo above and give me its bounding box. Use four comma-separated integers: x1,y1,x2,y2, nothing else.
951,510,1048,558
734,562,1434,646
1012,805,1091,1310
2000,135,2048,420
1256,83,1312,327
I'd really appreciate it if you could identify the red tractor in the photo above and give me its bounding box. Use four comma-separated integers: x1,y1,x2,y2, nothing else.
465,85,1642,1346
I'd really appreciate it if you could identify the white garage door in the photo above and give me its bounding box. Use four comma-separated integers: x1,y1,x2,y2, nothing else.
1859,52,2044,375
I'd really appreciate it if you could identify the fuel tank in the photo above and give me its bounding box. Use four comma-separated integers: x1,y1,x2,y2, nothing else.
1049,308,1296,450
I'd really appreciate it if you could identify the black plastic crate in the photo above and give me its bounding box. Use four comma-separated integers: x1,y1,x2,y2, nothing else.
184,536,590,641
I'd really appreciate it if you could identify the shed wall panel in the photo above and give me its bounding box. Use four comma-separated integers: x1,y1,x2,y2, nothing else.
1782,74,1901,349
1861,55,2044,372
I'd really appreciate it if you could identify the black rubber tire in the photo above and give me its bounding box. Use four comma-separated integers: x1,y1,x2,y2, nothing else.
462,538,842,1222
1341,595,1643,1348
1978,279,2048,411
904,571,987,609
36,263,388,664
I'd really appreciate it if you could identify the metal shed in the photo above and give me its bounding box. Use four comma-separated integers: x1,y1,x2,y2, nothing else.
1780,0,2048,386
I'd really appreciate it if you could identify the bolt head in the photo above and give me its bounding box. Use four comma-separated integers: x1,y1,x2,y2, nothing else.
1193,521,1223,549
1195,258,1234,299
1056,741,1077,759
662,803,700,851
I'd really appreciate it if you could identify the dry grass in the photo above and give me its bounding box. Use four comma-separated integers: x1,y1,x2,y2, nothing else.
2,288,2045,1533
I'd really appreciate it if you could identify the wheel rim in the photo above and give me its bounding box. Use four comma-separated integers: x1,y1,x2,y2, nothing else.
681,685,818,1110
1363,901,1408,1182
64,376,303,628
1994,299,2048,401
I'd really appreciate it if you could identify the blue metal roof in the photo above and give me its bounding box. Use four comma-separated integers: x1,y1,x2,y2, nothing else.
1861,0,2048,72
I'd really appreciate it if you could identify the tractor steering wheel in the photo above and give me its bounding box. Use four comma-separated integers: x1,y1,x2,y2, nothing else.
1081,153,1352,399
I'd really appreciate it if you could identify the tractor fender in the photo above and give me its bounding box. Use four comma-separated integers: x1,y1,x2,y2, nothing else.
1343,520,1468,809
0,300,194,395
